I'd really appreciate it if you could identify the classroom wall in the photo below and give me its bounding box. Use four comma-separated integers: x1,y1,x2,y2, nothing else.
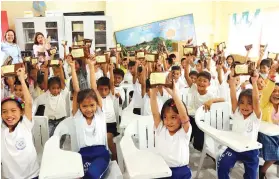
1,1,106,30
106,1,215,46
2,1,279,47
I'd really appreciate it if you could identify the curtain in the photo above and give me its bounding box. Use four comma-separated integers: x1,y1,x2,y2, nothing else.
227,9,262,58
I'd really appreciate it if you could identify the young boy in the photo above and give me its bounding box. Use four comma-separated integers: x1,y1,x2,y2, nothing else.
123,61,135,84
171,66,187,93
259,59,271,80
131,61,143,115
120,57,129,74
113,68,125,102
185,56,224,151
95,64,118,161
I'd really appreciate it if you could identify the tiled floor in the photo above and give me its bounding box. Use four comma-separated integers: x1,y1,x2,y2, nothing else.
188,144,278,179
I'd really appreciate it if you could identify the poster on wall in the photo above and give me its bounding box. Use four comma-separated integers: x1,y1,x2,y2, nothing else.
115,13,196,54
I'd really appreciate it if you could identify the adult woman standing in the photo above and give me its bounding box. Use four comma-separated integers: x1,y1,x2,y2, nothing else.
1,29,23,64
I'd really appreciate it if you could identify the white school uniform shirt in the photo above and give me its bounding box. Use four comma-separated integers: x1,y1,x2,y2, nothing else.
142,94,163,116
102,94,117,123
34,88,68,119
190,84,215,111
155,121,192,167
132,80,143,109
157,88,171,105
218,81,241,105
232,108,261,142
123,71,133,84
1,116,39,179
74,108,107,150
115,86,125,103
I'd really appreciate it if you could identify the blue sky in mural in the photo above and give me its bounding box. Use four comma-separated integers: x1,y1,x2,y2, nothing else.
115,14,196,47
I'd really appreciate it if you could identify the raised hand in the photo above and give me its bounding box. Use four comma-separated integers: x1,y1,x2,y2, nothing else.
16,68,26,82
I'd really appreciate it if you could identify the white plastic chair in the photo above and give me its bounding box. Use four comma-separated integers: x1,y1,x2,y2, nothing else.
121,117,172,178
32,116,49,165
195,103,262,178
196,102,230,178
125,86,134,107
51,117,123,179
39,136,84,179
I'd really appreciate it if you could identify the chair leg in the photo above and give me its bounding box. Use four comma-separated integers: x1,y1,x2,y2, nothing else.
114,136,124,173
196,146,207,178
277,165,279,177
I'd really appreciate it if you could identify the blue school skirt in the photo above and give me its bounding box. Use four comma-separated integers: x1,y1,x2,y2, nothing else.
79,145,110,179
258,132,279,161
170,165,191,179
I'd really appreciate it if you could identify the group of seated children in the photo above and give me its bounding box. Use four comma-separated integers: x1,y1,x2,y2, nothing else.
1,36,279,179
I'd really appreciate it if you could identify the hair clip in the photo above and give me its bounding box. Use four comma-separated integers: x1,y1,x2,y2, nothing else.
1,95,25,109
170,102,176,107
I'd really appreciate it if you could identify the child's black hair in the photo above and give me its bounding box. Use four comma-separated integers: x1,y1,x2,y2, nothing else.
77,89,99,105
14,79,29,89
113,68,125,78
97,77,110,89
197,71,211,82
226,55,235,63
160,98,188,120
181,58,186,63
189,71,198,77
169,54,176,59
122,57,128,61
171,66,181,71
237,89,252,106
146,78,151,90
128,61,136,68
276,83,279,86
167,58,174,66
260,59,271,68
48,77,61,89
37,74,44,85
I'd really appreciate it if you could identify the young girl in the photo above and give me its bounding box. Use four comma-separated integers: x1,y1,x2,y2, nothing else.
217,70,261,179
150,81,192,179
33,60,67,137
1,76,16,98
33,32,51,62
258,63,279,179
69,58,110,179
1,68,39,179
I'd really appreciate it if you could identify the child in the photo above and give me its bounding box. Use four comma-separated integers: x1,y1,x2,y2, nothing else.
124,61,135,84
217,70,261,179
150,81,192,179
225,55,234,69
113,68,125,103
131,61,143,115
258,63,279,179
1,68,39,179
184,56,224,151
14,79,29,100
171,66,186,91
69,58,89,92
259,59,271,80
33,32,51,62
120,57,129,74
33,61,67,137
1,76,15,98
69,59,110,179
95,63,118,161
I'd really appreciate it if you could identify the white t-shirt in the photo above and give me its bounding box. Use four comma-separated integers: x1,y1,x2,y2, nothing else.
74,108,107,150
1,116,39,179
123,72,133,84
34,88,68,119
132,80,143,108
232,108,261,142
157,88,171,105
190,84,215,111
114,86,125,103
102,94,116,123
218,81,241,105
155,121,192,167
142,94,163,116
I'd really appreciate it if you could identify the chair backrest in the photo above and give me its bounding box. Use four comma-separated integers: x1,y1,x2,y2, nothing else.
125,86,134,107
124,115,155,151
32,116,49,157
137,115,155,150
203,102,230,131
54,117,79,152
